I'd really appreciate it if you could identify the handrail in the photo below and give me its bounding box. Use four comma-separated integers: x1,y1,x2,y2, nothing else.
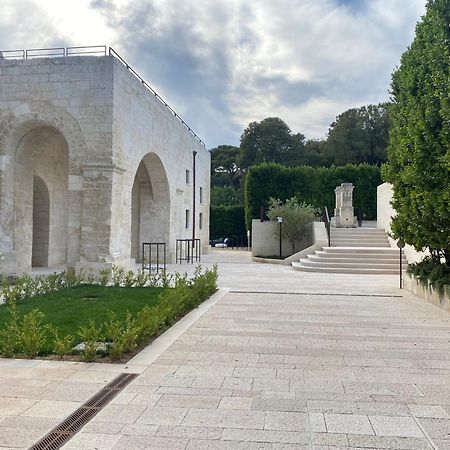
0,45,205,147
322,207,331,247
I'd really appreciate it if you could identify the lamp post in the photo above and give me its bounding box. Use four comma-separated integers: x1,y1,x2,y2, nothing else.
277,216,283,258
192,151,197,248
397,239,405,289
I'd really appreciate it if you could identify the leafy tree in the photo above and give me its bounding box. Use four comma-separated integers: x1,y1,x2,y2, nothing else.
211,186,243,206
382,0,450,266
239,117,305,169
266,197,317,254
210,145,242,189
303,139,328,167
325,103,391,166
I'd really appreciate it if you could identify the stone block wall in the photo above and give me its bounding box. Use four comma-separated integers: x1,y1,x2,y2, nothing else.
0,54,210,273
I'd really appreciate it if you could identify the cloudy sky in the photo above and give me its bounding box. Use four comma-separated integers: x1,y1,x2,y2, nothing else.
2,0,426,148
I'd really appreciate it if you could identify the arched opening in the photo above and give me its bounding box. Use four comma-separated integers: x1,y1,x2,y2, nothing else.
130,153,170,262
32,176,50,267
14,126,69,271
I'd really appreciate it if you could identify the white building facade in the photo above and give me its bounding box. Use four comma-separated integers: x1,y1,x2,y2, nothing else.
0,50,210,274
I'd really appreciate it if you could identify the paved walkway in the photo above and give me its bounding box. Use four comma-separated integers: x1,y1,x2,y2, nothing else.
1,250,450,449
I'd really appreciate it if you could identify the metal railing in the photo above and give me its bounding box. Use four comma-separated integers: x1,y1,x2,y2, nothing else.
0,45,205,147
142,242,166,274
322,207,331,247
176,239,201,264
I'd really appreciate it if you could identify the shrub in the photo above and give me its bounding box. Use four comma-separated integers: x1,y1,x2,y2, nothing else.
407,257,450,293
20,309,47,358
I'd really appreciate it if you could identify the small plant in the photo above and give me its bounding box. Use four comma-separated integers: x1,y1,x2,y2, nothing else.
133,269,148,288
407,257,450,293
111,266,125,287
123,270,135,288
50,327,74,358
0,303,21,357
77,320,103,362
99,268,111,286
20,309,47,358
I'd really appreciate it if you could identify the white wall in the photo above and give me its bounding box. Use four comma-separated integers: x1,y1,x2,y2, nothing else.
251,219,312,258
377,182,425,264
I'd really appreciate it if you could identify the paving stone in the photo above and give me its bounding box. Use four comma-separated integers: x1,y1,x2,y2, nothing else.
155,425,223,440
368,415,424,438
252,398,307,412
221,428,310,444
182,408,265,429
93,404,147,424
416,417,450,439
347,434,434,449
112,435,188,449
186,439,273,449
20,399,81,419
63,432,122,449
219,396,252,410
156,394,220,409
408,404,450,419
324,413,374,435
137,406,188,426
264,411,309,432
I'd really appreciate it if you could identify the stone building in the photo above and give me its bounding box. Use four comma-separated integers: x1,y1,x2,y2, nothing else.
0,49,210,274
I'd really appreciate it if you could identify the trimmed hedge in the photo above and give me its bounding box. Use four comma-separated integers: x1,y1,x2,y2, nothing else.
210,205,247,238
245,163,381,228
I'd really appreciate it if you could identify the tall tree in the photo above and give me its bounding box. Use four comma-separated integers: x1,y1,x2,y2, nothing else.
239,117,305,169
382,0,450,265
325,103,391,166
210,145,242,189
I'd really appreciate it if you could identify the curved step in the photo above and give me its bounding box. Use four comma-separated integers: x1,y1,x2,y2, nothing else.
308,255,405,264
299,258,400,270
292,262,401,274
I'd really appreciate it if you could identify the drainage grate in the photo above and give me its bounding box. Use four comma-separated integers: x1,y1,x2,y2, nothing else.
29,372,138,450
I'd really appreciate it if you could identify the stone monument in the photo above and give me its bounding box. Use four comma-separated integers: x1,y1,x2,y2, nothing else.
330,183,357,228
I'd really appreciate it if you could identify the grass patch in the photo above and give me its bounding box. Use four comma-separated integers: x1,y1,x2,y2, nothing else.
0,285,166,339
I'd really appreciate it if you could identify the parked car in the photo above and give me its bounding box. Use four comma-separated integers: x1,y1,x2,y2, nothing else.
209,237,230,248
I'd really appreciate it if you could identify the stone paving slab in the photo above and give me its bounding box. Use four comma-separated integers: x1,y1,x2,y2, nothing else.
0,250,448,449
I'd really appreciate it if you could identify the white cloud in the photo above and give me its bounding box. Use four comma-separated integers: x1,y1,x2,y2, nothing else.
0,0,426,146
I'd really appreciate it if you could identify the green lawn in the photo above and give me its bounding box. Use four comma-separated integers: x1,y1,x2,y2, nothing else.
0,285,166,338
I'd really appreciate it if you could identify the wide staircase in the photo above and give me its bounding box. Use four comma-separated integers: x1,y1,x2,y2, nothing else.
292,227,406,274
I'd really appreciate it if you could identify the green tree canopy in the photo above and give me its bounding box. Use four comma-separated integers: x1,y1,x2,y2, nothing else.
210,145,242,189
239,117,306,169
325,103,391,166
382,0,450,265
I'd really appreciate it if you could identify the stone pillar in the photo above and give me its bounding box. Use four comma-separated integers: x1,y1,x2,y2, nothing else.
76,163,134,274
330,182,357,228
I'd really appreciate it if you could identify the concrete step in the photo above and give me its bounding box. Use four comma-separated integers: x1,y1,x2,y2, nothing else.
330,242,391,247
309,254,405,264
292,261,400,275
323,247,399,254
331,229,386,234
299,258,400,270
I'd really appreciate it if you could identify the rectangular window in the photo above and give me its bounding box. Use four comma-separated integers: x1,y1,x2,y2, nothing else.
199,212,203,229
185,169,190,184
185,209,190,229
199,187,203,204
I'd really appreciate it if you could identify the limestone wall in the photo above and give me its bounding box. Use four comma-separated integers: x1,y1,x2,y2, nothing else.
0,55,210,273
377,182,425,264
251,219,312,258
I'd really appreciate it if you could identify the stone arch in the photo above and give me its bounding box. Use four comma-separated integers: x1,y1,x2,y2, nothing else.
130,153,171,262
0,104,88,272
14,125,69,270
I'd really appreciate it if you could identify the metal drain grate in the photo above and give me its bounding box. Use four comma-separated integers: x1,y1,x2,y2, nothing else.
29,372,138,450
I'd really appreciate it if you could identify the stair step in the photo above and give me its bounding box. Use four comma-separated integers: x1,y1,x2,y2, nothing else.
309,255,405,264
299,259,400,270
292,262,400,274
323,247,399,254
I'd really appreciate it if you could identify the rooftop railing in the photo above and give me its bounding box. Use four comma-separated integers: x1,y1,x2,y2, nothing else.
0,45,205,147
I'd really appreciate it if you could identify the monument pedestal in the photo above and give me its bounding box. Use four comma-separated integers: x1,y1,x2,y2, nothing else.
331,183,357,228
